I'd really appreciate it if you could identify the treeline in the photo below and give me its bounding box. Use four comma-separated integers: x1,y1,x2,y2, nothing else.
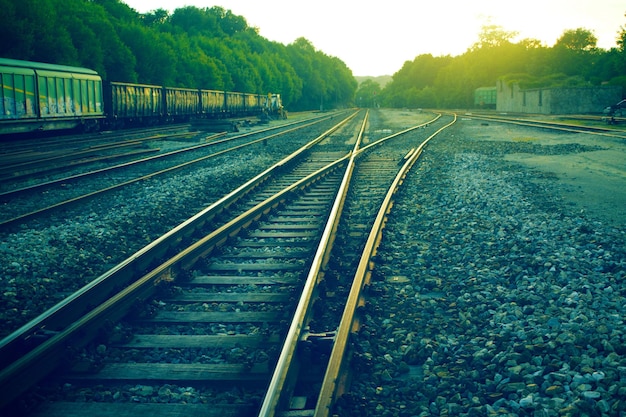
0,0,357,111
357,23,626,109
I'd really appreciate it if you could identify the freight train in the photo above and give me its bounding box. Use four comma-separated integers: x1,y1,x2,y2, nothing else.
474,86,497,109
0,58,284,135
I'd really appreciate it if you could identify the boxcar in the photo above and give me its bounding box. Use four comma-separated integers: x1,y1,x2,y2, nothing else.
200,89,226,117
0,58,103,134
474,86,497,109
165,87,200,120
106,81,163,124
225,92,245,116
243,93,262,114
1,62,37,122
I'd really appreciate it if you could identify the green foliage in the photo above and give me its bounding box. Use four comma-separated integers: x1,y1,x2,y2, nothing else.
619,17,626,52
502,73,591,89
282,38,355,110
4,0,623,111
0,0,76,63
355,75,392,88
471,24,518,50
0,0,356,111
380,54,453,108
555,28,598,51
608,76,626,94
381,22,626,109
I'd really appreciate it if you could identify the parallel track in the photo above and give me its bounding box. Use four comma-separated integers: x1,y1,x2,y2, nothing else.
1,111,457,416
0,115,337,228
461,112,626,139
0,111,361,412
0,125,193,176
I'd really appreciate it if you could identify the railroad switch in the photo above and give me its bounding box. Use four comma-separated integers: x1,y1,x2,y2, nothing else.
298,330,336,363
300,330,336,345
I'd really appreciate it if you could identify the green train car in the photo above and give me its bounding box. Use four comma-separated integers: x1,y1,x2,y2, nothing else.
0,58,104,134
474,86,497,109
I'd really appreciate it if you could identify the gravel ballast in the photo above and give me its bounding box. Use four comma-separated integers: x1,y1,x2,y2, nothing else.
3,112,624,416
0,120,338,338
336,119,626,416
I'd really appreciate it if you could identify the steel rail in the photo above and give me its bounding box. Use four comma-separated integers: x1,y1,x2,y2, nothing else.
259,112,444,416
0,111,359,400
0,113,333,196
0,152,352,410
1,109,448,412
313,114,458,417
0,136,197,187
0,115,342,228
0,124,188,159
258,110,369,416
0,130,199,180
1,139,148,177
461,112,626,139
356,114,442,154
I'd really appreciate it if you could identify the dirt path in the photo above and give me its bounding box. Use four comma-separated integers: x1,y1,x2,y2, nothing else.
476,122,625,227
374,109,626,227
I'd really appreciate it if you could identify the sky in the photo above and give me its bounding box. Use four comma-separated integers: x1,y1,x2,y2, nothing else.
122,0,625,76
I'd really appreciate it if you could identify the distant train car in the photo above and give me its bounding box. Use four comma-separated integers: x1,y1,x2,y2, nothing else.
1,58,285,135
0,60,38,126
0,58,104,134
474,86,497,109
165,86,201,121
200,89,226,117
244,93,262,114
225,92,245,115
105,81,163,126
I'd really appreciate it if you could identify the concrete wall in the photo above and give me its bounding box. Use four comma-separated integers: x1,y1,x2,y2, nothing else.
496,80,622,114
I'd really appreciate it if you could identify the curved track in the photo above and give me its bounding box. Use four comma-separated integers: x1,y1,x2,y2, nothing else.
1,111,458,416
6,108,621,417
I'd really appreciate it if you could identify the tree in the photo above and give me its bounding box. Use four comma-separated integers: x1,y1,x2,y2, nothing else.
0,0,34,58
555,28,598,51
116,25,158,82
0,0,77,64
381,21,625,110
169,6,219,36
216,8,248,36
94,0,139,22
142,9,169,27
356,80,381,108
471,24,518,50
549,28,601,80
618,15,626,52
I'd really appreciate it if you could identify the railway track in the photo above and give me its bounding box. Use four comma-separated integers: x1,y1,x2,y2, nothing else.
0,110,362,412
1,111,456,416
0,125,194,178
462,112,626,138
330,116,626,416
0,113,350,344
0,115,326,192
0,112,359,371
0,114,338,228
